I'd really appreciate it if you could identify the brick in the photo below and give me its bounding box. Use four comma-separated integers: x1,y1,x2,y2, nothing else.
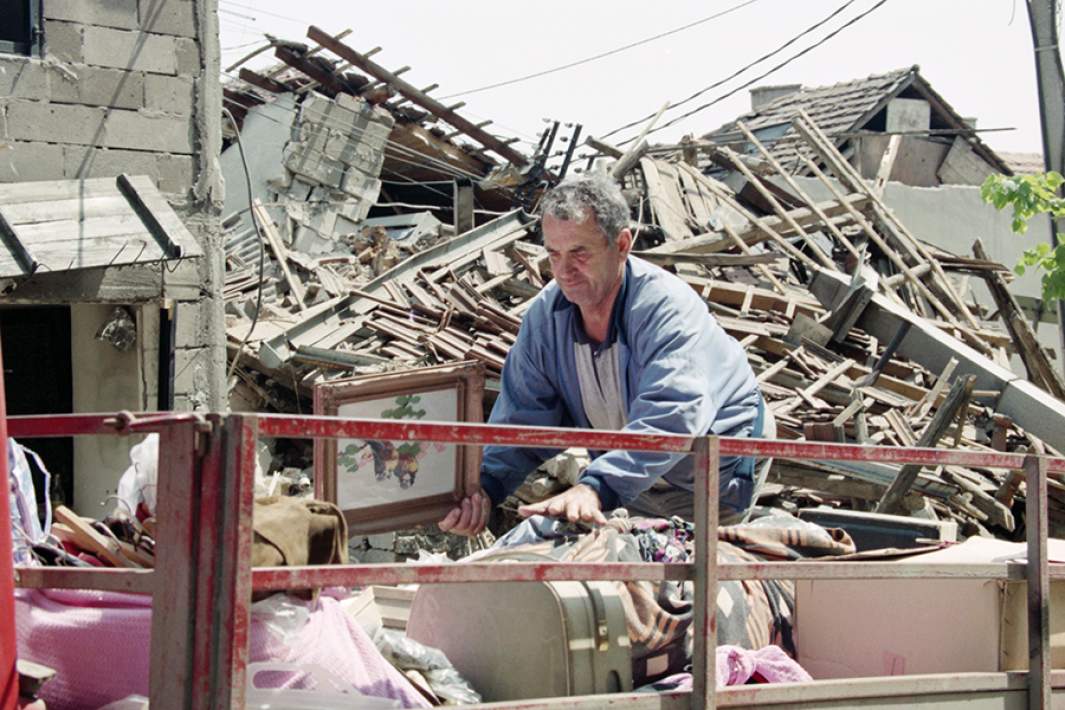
62,144,159,182
156,153,194,194
138,0,197,38
82,26,177,75
104,108,192,153
0,57,50,101
174,37,198,76
144,73,192,115
44,0,139,30
0,141,66,182
50,66,144,110
44,20,85,64
5,101,106,145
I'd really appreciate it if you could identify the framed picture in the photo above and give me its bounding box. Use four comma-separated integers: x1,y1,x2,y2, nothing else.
313,361,485,534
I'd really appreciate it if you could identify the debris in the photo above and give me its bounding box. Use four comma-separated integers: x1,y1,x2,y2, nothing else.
95,307,137,352
215,26,1065,542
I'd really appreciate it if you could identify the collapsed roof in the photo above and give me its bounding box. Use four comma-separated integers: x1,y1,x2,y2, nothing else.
217,30,1065,540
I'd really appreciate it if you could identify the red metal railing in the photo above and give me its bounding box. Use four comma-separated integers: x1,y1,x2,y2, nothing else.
8,412,1065,709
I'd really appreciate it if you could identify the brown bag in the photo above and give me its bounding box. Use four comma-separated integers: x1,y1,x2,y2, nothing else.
251,496,348,568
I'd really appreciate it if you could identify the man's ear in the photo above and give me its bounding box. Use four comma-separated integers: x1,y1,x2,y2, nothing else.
616,228,633,256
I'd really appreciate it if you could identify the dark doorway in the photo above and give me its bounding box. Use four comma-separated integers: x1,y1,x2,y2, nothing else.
0,305,74,509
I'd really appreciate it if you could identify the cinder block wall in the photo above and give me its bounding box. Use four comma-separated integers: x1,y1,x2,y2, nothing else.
0,0,225,412
0,0,225,511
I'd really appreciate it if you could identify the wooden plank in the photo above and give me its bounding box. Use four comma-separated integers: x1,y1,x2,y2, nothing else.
973,238,1065,399
910,357,959,420
796,111,985,335
640,157,693,241
308,26,527,165
610,138,648,180
482,248,511,277
237,67,289,94
876,374,977,514
718,146,835,269
51,510,137,568
632,250,782,268
684,275,821,317
684,171,824,272
676,162,715,228
254,198,306,310
873,134,903,196
734,121,861,260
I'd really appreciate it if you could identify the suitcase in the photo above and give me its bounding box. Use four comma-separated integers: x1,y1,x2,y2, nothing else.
405,553,633,702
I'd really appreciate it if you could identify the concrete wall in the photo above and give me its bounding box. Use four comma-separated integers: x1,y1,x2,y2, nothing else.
0,0,225,512
70,303,147,510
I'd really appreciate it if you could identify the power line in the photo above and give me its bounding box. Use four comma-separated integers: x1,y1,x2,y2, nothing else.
599,0,861,141
437,0,763,100
219,0,307,25
613,0,892,145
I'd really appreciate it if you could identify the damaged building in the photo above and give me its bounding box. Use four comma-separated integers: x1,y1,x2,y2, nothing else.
11,8,1065,707
211,30,1065,552
0,0,225,512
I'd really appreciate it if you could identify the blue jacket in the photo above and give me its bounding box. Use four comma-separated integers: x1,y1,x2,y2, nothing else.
480,256,762,510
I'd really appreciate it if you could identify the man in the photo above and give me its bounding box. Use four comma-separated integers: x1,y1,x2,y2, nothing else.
440,172,767,536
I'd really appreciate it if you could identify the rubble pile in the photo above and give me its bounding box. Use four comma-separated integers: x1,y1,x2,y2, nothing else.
219,29,1065,542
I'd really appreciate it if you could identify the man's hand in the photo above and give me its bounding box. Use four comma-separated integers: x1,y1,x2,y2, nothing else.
439,490,491,536
517,483,607,526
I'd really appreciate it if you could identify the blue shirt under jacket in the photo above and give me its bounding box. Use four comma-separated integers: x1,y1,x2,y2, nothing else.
479,256,761,511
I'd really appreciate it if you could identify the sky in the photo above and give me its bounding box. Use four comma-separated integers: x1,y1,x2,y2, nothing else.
217,0,1051,159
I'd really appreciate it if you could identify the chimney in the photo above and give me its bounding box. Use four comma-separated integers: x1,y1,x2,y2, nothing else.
750,84,801,111
962,117,977,130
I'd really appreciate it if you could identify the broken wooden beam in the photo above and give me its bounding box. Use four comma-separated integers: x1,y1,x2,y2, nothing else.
876,373,977,514
308,26,528,166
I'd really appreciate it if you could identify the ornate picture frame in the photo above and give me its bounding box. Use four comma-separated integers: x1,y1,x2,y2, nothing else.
313,361,485,534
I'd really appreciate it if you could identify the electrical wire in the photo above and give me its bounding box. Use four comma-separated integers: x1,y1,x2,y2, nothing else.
215,7,543,146
437,0,762,100
219,0,307,26
598,0,861,141
612,0,892,145
223,107,266,383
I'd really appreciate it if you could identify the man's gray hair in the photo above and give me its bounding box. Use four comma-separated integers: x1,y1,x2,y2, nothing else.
540,172,630,244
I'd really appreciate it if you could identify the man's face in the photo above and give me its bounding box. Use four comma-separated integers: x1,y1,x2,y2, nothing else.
543,213,632,311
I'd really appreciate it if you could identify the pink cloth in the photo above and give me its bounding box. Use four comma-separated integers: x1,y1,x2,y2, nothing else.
14,589,428,709
637,646,811,693
716,644,812,687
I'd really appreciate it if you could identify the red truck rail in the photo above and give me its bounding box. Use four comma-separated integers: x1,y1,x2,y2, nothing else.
8,411,1065,709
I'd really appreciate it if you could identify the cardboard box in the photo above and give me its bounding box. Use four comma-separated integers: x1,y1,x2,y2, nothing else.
795,537,1065,678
